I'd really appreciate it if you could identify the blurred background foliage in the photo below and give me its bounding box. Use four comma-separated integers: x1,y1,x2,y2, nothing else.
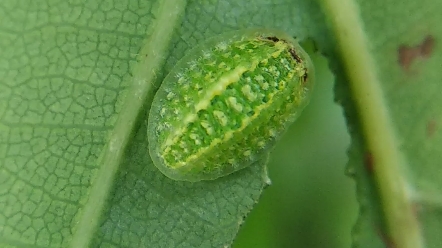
233,51,358,248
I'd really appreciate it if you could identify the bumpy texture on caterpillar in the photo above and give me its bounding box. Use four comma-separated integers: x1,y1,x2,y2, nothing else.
147,29,314,182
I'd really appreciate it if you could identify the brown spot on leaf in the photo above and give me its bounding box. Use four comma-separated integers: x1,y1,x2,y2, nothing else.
398,46,415,72
398,35,435,72
421,35,435,58
426,119,437,137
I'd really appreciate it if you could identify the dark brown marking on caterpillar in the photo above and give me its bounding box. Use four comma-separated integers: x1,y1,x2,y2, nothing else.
289,48,302,64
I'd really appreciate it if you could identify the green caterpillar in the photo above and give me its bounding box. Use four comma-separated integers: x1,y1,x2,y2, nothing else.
147,29,314,182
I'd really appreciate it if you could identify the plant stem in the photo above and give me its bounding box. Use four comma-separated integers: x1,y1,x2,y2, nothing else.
320,0,423,247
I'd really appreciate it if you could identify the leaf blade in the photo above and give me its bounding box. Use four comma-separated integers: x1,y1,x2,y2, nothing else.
70,1,187,247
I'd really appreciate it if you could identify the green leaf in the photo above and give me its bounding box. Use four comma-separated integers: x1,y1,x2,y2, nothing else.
0,0,332,247
1,0,439,247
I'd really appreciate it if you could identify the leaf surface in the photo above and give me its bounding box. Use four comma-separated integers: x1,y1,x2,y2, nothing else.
0,0,331,247
2,0,441,247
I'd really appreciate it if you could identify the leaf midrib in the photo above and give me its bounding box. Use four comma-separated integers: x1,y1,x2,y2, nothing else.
68,1,188,247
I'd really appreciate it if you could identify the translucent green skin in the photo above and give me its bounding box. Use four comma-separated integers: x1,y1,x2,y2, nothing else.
148,29,314,182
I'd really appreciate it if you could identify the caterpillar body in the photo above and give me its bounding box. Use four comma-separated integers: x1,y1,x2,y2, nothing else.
147,29,314,182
